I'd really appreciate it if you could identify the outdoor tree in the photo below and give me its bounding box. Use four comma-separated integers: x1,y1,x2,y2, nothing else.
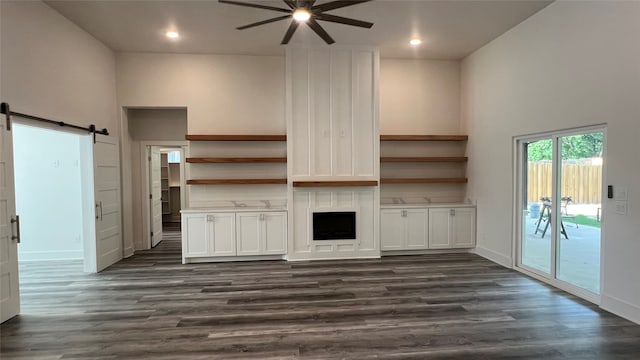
527,133,603,161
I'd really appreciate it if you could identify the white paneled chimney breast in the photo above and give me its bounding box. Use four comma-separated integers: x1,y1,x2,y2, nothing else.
286,46,380,260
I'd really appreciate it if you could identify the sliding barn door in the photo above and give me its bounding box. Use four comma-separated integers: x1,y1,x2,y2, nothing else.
94,135,122,271
0,115,20,323
150,147,163,247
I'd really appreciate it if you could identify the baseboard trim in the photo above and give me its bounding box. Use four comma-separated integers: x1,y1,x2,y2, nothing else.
18,250,83,261
472,246,513,268
123,246,135,258
601,294,640,325
184,255,286,263
382,249,471,256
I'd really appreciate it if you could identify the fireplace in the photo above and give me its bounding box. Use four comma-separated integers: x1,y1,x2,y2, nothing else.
312,212,356,240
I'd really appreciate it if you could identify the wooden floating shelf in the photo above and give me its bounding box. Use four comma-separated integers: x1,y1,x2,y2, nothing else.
293,180,379,188
187,157,287,163
187,179,287,185
380,178,468,184
380,135,468,141
185,135,286,141
380,157,468,163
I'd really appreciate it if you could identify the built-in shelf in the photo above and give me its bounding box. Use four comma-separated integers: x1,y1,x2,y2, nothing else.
380,178,468,184
380,135,468,141
380,157,467,163
187,157,287,163
187,179,287,185
292,180,379,187
186,135,286,141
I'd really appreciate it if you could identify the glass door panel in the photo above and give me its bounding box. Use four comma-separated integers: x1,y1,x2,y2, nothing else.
521,138,553,274
556,132,603,294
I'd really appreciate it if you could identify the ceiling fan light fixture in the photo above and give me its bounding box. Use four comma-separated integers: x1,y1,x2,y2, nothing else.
409,38,422,46
292,9,311,22
166,31,180,39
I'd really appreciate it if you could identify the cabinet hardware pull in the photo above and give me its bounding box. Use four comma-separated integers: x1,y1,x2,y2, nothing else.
450,209,456,216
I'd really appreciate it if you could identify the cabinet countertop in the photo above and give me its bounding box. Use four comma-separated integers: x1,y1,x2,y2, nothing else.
380,203,476,209
181,207,287,213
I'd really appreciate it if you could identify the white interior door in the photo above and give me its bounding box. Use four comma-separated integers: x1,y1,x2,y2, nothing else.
94,134,122,271
150,147,162,247
0,115,20,323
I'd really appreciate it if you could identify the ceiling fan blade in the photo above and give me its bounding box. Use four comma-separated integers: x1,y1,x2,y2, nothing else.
307,18,335,44
312,0,371,13
315,13,373,28
282,0,296,9
298,0,317,8
281,21,300,44
237,15,291,30
218,0,291,13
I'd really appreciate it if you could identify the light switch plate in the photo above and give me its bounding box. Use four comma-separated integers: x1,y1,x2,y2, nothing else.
614,201,628,215
614,186,628,201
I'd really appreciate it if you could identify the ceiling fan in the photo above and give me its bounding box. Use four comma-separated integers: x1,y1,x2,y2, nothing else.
219,0,374,45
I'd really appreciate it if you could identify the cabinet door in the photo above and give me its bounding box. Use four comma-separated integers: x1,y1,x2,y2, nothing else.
406,209,428,249
236,213,261,256
183,214,208,257
428,209,452,249
208,213,236,257
380,209,404,250
263,212,287,255
452,208,476,248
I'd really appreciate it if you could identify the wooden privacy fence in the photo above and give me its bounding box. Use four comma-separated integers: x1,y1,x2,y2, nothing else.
527,162,602,204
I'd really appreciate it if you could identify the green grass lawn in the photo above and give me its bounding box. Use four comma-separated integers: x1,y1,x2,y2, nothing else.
564,215,601,228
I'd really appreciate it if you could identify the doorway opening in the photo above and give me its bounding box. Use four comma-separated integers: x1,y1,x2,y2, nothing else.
516,126,605,302
12,123,96,273
144,145,185,249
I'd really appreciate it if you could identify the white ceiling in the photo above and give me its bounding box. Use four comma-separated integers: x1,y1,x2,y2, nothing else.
45,0,552,59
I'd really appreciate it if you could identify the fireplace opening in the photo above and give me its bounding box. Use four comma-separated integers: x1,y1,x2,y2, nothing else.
313,211,356,240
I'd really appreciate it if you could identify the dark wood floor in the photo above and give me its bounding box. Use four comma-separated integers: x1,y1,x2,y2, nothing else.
2,234,640,359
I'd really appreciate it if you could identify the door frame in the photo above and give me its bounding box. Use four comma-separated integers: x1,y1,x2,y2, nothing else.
513,124,607,304
140,141,187,250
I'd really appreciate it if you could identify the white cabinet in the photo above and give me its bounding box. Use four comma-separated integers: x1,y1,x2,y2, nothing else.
207,213,236,256
182,210,286,262
237,212,287,256
380,209,428,251
182,212,236,258
428,208,476,249
183,214,208,258
262,212,287,254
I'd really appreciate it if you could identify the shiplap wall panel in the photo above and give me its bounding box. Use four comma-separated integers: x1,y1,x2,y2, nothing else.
287,46,379,179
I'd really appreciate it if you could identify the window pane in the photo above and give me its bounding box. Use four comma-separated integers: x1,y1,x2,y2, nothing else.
167,151,180,163
556,132,602,294
521,138,553,274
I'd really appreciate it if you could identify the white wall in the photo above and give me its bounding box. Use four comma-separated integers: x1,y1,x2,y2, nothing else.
0,0,123,255
461,1,640,323
13,124,84,260
117,53,288,228
116,53,285,134
380,59,461,134
0,1,117,132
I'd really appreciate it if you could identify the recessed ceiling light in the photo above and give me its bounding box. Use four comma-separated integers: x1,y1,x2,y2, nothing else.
166,31,180,39
409,38,422,46
292,9,311,22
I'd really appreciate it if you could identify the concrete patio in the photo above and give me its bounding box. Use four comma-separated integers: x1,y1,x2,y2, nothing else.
521,208,601,294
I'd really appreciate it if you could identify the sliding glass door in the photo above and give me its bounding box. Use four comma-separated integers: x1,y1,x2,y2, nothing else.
521,138,553,275
517,128,604,297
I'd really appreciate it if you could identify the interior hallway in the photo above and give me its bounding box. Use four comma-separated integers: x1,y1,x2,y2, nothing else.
2,233,640,359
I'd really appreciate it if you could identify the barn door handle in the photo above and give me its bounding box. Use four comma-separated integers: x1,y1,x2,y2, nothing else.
99,201,103,221
11,215,20,243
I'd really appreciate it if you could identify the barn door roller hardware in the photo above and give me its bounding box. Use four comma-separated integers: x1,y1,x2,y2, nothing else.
0,102,108,142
